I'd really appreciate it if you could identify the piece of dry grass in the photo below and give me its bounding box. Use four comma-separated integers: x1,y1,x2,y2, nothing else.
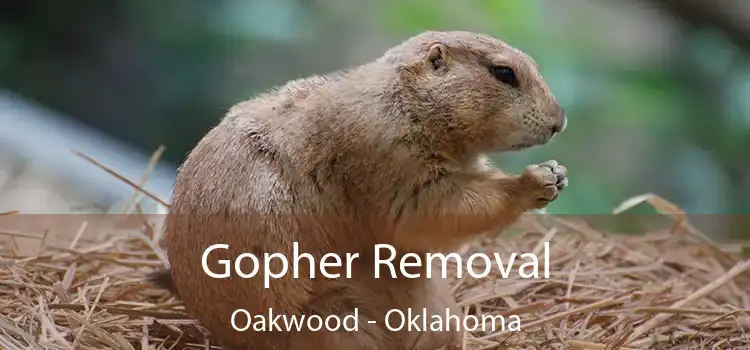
0,150,749,349
2,204,748,350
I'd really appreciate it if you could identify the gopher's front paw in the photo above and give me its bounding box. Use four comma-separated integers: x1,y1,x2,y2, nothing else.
519,160,568,209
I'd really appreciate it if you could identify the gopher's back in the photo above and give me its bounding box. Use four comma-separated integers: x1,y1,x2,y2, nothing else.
161,73,408,349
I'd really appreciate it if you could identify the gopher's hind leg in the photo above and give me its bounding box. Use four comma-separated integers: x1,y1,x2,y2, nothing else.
287,312,395,350
394,278,462,350
287,285,399,350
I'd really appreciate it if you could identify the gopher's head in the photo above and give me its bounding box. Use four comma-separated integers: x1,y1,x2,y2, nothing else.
383,31,567,155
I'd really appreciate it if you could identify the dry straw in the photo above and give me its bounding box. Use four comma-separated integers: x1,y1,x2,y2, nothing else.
1,149,749,349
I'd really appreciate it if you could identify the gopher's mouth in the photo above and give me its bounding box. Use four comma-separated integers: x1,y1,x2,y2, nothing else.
508,143,535,150
508,134,552,150
505,122,565,151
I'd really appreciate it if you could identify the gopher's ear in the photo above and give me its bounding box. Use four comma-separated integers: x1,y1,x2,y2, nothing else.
424,43,448,71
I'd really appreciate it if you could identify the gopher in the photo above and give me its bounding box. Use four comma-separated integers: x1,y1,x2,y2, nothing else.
150,30,568,350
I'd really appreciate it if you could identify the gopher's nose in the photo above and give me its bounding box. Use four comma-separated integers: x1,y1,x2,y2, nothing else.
551,108,567,135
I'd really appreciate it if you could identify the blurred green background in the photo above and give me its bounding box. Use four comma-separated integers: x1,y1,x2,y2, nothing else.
0,0,748,221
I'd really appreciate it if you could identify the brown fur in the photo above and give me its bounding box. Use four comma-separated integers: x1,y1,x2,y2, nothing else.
151,31,568,350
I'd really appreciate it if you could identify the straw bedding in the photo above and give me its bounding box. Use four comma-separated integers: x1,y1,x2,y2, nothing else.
1,193,749,349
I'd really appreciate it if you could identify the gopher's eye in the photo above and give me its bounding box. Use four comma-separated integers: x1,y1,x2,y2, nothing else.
490,66,519,88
